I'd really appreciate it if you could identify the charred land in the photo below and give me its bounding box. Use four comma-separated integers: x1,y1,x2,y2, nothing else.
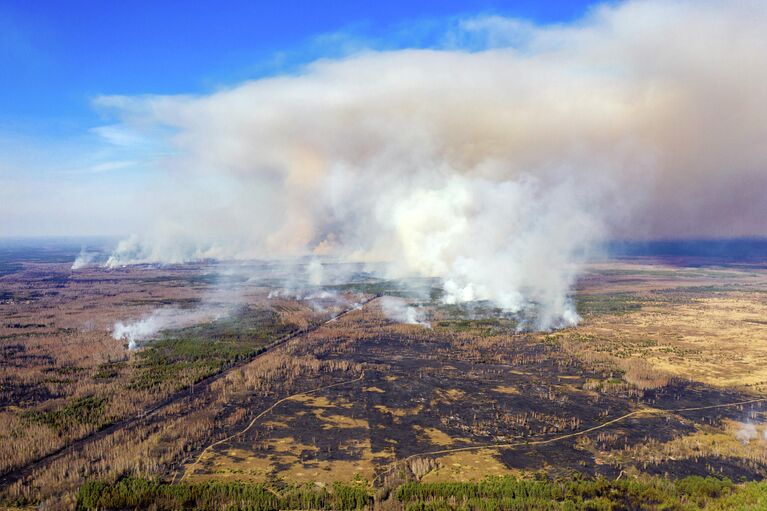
2,247,767,509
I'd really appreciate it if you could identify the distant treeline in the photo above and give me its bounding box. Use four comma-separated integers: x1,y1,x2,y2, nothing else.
76,478,370,511
394,476,757,510
75,475,767,510
606,238,767,262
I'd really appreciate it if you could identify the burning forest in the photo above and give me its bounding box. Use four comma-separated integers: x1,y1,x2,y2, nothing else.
3,0,767,509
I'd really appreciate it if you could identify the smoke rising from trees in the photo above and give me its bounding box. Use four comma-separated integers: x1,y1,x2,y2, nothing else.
98,1,767,328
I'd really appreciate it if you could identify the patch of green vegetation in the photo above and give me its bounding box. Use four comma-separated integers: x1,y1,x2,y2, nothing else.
129,358,217,391
141,273,251,286
46,365,84,376
592,269,697,278
326,281,391,295
73,475,767,511
432,301,503,318
396,475,757,511
22,395,107,432
191,273,249,285
93,362,125,380
436,318,518,336
124,297,202,307
76,477,371,511
327,278,440,300
654,285,730,294
129,307,295,391
705,479,767,510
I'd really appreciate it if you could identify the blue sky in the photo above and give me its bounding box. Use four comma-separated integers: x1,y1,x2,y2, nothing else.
1,1,593,135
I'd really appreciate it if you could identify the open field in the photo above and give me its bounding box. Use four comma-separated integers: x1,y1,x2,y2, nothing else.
2,245,767,509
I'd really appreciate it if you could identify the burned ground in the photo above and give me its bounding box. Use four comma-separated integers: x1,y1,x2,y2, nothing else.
2,254,767,508
184,291,767,487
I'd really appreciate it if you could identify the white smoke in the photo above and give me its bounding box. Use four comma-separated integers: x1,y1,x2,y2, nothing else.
96,0,767,329
262,258,361,310
388,176,599,328
268,287,366,314
380,296,431,328
113,313,165,350
305,258,323,286
71,249,99,270
105,234,228,268
735,422,758,445
112,306,228,350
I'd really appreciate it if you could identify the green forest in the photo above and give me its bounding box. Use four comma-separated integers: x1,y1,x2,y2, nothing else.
75,475,767,510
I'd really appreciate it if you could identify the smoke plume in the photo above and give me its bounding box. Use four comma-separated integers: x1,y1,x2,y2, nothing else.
112,306,229,349
71,248,99,270
735,422,758,445
380,297,431,328
98,0,767,329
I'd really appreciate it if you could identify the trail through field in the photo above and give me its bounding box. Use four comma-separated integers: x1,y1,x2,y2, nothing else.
178,371,366,482
373,396,767,484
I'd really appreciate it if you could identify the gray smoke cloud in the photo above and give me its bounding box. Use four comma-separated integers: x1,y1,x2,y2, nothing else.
97,0,767,329
112,307,227,350
380,296,431,328
112,310,166,350
71,248,99,270
735,422,758,445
